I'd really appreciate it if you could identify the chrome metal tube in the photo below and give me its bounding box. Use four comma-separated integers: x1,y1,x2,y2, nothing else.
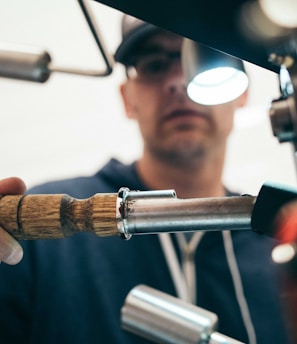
121,284,218,344
117,188,256,239
0,43,51,82
121,285,244,344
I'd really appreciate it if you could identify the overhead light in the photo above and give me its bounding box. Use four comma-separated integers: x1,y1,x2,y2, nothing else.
182,39,249,105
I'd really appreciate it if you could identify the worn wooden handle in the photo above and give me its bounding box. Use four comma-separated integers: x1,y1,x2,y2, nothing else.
0,193,119,240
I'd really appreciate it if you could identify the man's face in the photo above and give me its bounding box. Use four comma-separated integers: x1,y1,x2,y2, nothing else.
120,31,246,166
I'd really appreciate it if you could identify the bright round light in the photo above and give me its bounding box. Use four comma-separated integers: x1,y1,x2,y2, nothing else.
271,243,296,264
260,0,297,28
187,67,249,105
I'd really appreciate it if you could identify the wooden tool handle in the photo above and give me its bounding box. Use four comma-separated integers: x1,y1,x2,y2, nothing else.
0,193,119,240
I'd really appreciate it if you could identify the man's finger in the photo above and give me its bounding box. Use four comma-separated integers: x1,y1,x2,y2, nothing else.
0,177,26,195
0,226,23,265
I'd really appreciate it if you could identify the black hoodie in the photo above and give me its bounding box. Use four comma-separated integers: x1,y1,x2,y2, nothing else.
0,159,289,343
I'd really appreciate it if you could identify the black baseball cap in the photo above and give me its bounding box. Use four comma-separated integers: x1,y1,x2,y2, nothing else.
114,14,161,65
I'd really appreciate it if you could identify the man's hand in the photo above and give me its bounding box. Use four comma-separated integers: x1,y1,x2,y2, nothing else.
0,177,26,265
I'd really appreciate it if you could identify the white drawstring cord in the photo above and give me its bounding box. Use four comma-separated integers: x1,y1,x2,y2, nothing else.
222,230,257,344
176,232,205,304
158,232,205,303
158,233,189,301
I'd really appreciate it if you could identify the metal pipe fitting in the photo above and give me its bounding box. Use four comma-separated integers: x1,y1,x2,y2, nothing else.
121,285,245,344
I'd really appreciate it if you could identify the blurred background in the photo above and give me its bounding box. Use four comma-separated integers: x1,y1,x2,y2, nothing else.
0,0,296,195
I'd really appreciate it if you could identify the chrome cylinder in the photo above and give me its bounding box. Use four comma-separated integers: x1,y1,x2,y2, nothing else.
121,284,217,344
117,188,255,238
0,43,51,82
121,285,244,344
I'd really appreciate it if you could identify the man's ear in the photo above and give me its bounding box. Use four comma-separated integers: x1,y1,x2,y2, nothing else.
237,88,249,108
119,82,135,119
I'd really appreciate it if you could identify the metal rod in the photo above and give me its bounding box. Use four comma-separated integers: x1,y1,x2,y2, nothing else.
117,188,256,239
51,0,114,77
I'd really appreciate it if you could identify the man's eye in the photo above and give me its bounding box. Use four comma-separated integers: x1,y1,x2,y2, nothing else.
140,58,168,74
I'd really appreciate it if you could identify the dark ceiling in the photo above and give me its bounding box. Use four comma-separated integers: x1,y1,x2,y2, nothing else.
95,0,284,73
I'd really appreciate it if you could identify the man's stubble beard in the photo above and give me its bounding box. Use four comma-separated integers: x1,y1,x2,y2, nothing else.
146,136,208,168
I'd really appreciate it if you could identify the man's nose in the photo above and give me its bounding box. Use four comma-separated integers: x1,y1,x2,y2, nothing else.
163,61,188,95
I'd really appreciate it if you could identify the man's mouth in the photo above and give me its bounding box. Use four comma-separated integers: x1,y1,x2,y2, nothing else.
163,109,209,124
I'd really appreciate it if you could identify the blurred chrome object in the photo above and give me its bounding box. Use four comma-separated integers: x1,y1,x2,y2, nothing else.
256,0,297,159
239,0,297,163
181,40,248,106
0,0,113,83
268,52,297,155
121,285,244,344
0,44,51,82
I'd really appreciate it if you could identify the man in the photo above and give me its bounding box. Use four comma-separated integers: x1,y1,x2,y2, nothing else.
0,14,289,344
